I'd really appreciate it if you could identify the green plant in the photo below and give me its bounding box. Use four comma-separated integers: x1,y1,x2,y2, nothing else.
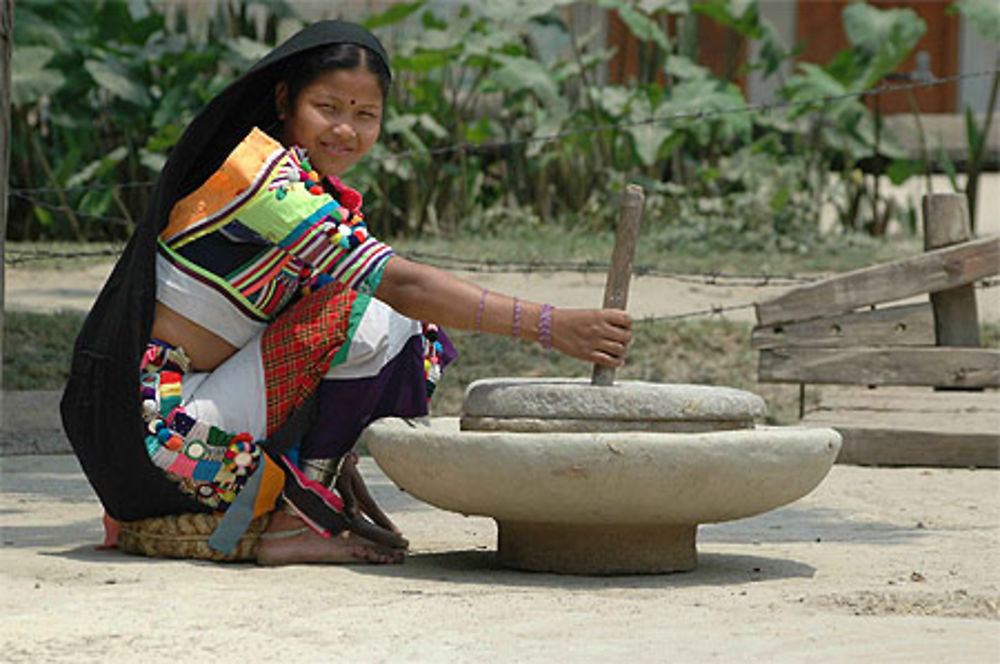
350,0,623,236
8,0,928,259
780,2,926,237
354,0,815,252
945,0,999,234
3,309,86,390
9,0,293,241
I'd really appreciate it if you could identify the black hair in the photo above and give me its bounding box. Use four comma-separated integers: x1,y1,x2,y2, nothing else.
280,42,391,109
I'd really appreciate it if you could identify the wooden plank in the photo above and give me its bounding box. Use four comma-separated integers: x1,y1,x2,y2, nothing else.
923,194,981,347
831,427,998,468
813,385,1000,415
758,347,1000,387
924,194,973,248
755,235,1000,325
751,302,934,349
805,405,1000,437
803,385,1000,467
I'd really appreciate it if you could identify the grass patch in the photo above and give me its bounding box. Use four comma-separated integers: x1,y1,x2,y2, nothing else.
5,312,996,424
983,323,1000,348
392,225,921,276
4,310,86,390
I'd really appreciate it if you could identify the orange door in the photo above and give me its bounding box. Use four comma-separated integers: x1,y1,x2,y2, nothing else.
795,0,958,113
606,11,747,91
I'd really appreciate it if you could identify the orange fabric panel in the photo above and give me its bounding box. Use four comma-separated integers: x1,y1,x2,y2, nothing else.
163,127,283,239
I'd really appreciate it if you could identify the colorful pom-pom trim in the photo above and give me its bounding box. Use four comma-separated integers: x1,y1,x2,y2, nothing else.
140,341,264,513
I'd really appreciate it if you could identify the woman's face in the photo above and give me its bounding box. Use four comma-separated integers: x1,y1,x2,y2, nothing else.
278,66,383,178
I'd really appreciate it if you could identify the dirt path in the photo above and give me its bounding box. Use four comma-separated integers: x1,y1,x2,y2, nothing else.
5,262,999,324
0,455,997,663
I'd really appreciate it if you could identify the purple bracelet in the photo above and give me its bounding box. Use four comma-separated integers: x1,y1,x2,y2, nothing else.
512,297,521,339
538,304,554,350
475,288,488,332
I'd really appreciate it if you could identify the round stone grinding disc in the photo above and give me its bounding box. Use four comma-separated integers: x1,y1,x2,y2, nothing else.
460,378,767,433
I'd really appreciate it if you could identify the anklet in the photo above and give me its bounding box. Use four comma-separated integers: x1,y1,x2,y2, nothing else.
331,454,349,487
258,526,310,541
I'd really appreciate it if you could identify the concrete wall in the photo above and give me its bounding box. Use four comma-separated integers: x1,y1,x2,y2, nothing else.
747,1,796,107
958,16,999,113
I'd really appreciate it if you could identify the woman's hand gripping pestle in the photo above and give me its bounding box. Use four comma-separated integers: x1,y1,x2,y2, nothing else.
592,184,644,387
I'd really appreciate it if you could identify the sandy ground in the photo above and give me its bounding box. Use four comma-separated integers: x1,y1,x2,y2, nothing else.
0,455,998,663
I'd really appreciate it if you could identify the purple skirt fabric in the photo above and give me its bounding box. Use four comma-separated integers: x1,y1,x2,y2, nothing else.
299,328,457,459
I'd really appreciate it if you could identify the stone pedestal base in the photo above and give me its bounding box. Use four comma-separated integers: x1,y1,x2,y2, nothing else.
496,521,697,575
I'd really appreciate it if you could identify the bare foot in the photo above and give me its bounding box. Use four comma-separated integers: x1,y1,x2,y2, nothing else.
256,510,404,566
95,512,120,550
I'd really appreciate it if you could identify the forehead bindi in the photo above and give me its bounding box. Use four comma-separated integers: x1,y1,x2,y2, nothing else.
305,68,382,109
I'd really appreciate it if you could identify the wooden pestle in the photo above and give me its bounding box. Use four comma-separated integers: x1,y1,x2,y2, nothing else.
591,184,645,387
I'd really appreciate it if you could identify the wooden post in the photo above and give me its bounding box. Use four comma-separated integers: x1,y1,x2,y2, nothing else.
592,184,644,387
922,194,981,348
1,0,13,394
923,194,981,393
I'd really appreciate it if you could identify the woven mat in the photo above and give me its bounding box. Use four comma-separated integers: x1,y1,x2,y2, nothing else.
118,512,271,562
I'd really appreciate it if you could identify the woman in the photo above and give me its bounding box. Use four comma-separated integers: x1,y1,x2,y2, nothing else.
61,21,631,565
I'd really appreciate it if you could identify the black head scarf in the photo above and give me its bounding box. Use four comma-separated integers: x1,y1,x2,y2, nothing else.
61,21,392,521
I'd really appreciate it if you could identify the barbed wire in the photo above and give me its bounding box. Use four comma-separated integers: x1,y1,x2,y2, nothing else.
395,249,821,285
8,191,135,227
979,277,1000,289
8,68,995,197
4,247,126,265
630,277,1000,322
3,244,819,285
638,302,758,322
11,180,157,196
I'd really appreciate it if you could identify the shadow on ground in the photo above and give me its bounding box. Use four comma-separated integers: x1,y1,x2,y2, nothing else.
347,548,818,589
29,543,817,590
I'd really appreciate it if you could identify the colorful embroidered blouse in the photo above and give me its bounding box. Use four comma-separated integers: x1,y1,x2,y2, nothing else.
157,127,393,347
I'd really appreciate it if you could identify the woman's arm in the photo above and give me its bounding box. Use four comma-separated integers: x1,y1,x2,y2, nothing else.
374,256,632,368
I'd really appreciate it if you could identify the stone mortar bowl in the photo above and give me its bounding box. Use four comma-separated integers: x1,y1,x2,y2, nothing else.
361,378,842,575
